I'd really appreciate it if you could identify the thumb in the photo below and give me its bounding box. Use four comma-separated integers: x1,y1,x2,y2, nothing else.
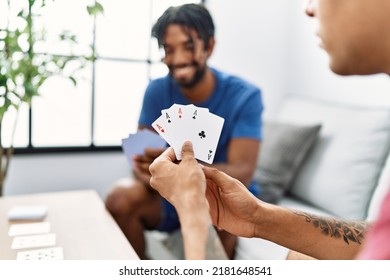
181,141,196,161
203,166,231,185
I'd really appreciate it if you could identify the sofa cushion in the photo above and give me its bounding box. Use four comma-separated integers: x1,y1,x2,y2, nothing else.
254,122,321,203
366,152,390,222
275,95,390,220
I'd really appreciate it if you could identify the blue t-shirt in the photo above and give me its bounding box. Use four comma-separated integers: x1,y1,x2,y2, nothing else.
139,67,263,164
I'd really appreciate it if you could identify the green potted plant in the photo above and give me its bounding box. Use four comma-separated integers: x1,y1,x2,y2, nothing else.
0,0,103,196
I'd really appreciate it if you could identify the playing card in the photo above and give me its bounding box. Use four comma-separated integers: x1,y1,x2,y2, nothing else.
161,104,188,130
11,233,56,250
151,114,174,146
161,104,193,159
8,205,48,221
155,104,223,163
121,129,166,168
152,103,224,163
8,222,51,237
175,110,224,163
186,104,209,121
16,247,64,260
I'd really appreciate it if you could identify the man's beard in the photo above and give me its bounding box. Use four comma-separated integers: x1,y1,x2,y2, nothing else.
168,62,207,88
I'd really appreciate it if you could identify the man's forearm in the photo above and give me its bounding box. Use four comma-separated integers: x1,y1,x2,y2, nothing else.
256,203,368,259
177,199,227,260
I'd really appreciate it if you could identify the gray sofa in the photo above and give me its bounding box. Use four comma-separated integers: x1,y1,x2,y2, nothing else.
146,95,390,260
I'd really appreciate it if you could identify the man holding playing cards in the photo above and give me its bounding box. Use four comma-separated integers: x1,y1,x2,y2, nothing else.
105,3,263,260
149,0,390,260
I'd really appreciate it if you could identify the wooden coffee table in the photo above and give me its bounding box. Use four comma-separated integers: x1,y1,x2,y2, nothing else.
0,189,139,260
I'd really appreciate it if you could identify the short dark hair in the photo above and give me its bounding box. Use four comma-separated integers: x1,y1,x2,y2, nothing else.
152,3,215,50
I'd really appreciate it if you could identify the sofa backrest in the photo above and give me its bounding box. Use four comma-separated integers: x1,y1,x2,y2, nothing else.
274,95,390,220
366,151,390,221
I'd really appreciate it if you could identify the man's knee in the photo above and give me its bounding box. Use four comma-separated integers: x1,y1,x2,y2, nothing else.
105,187,133,216
105,178,152,216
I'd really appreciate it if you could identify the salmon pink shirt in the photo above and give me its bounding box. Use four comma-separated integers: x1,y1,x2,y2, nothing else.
357,188,390,259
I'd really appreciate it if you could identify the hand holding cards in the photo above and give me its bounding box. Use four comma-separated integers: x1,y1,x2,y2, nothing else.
121,129,166,168
152,104,224,164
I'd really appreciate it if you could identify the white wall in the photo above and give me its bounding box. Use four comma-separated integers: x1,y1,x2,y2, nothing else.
5,0,390,198
208,0,390,111
285,1,390,108
207,0,295,118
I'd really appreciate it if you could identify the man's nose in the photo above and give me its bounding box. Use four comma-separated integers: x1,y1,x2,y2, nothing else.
304,0,316,17
171,49,191,66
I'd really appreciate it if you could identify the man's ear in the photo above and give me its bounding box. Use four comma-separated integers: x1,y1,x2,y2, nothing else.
205,37,215,58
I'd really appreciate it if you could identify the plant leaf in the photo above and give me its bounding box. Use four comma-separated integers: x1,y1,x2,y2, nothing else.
87,1,104,16
0,99,12,120
68,76,77,86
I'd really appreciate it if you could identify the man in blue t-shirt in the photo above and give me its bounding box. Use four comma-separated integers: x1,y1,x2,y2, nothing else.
105,3,263,260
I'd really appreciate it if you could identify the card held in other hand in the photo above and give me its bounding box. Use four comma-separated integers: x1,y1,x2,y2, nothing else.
121,129,166,168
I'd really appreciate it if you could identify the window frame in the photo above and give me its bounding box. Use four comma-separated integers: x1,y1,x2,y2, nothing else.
13,0,205,155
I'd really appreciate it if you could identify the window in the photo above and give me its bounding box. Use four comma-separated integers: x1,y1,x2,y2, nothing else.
1,0,202,153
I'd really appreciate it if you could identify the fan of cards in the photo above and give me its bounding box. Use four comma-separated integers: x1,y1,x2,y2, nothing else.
121,104,224,165
152,104,224,164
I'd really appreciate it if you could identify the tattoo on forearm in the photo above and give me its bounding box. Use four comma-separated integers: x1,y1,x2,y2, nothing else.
205,226,228,260
293,211,368,245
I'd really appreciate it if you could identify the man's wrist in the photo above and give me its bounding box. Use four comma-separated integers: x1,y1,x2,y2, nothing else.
175,192,209,217
252,200,277,239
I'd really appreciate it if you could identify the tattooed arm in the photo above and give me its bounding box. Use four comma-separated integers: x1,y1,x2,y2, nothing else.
293,211,367,247
272,210,369,259
263,206,368,259
204,166,369,260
